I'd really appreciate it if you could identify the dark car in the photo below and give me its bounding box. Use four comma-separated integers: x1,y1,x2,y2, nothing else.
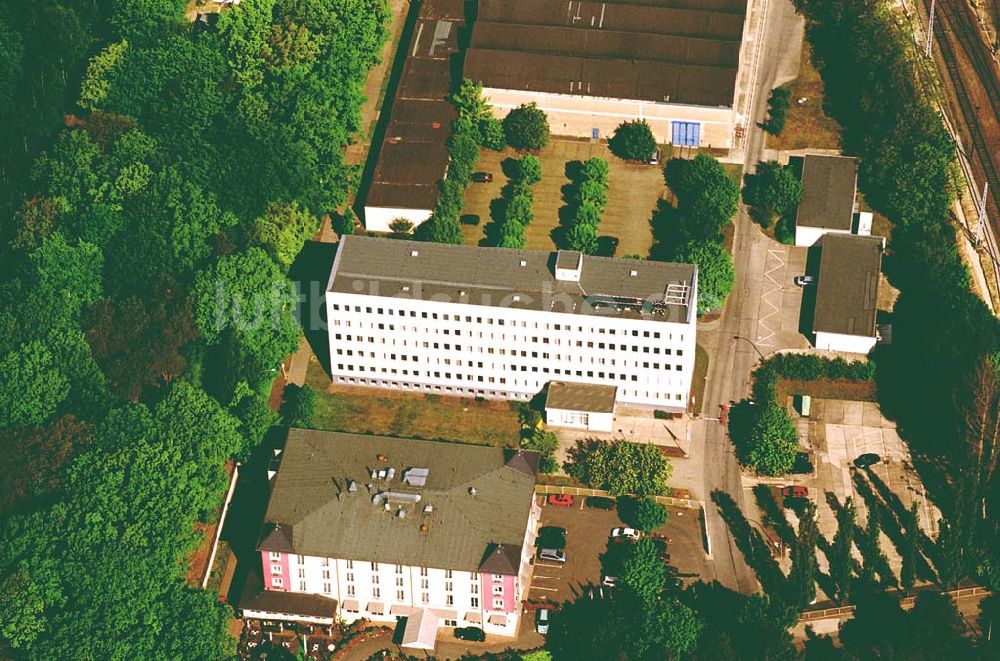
471,172,493,183
537,526,567,549
854,453,881,469
585,496,615,510
454,626,486,642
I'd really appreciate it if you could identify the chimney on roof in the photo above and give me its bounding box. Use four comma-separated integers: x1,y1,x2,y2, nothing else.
420,524,429,532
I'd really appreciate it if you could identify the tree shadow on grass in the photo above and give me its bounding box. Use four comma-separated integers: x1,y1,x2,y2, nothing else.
712,490,786,597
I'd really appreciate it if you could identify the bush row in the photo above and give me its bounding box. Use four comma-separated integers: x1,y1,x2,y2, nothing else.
762,87,791,136
751,354,875,404
561,157,610,254
495,155,541,249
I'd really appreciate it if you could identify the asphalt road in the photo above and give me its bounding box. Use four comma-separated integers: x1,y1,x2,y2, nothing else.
695,0,806,594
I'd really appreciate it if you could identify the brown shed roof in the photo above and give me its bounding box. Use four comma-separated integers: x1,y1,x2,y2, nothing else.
466,0,747,107
546,382,618,413
795,155,859,231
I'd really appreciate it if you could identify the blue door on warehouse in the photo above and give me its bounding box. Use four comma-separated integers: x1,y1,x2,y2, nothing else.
671,121,701,147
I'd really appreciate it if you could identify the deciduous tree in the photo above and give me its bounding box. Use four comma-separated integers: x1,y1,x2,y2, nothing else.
609,120,656,161
503,103,549,151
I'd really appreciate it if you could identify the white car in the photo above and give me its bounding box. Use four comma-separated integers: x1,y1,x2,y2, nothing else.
610,527,640,540
536,608,550,634
602,575,618,587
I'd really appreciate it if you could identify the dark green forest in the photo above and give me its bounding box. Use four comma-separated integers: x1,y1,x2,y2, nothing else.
0,0,388,657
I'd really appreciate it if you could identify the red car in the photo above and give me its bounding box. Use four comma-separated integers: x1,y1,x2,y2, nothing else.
548,494,574,507
781,486,809,500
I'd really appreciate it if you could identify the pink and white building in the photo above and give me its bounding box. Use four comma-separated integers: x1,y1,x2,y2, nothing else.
243,429,542,645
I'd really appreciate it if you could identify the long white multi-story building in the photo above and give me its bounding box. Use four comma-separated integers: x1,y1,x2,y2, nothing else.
324,236,698,413
241,429,541,649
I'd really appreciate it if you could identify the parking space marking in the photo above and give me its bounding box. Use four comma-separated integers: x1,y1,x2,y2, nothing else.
756,248,787,347
530,586,558,591
534,563,564,570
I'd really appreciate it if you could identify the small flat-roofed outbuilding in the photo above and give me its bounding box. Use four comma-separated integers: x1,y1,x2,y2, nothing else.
545,381,618,432
794,155,860,246
812,234,884,354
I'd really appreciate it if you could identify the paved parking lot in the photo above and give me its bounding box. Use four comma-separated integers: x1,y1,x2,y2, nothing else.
751,240,811,352
786,399,941,576
528,495,711,604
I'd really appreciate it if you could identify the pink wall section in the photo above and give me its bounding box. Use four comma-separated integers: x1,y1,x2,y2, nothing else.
261,551,290,592
502,574,516,612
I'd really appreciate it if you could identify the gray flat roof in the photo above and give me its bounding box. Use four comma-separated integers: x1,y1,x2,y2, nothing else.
328,236,697,323
259,429,539,574
465,0,747,107
546,381,618,413
795,155,859,231
813,234,883,338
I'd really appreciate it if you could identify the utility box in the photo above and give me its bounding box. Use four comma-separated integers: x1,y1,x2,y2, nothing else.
796,395,812,417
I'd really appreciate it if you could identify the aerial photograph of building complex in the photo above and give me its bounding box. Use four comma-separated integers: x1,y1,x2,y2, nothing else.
1,0,999,659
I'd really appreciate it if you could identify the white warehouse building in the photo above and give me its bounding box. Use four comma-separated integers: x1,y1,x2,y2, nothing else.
325,236,699,414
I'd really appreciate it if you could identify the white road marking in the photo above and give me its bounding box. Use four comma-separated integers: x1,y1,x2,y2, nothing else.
756,248,786,347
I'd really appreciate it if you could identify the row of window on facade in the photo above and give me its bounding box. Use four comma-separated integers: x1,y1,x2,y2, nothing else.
331,304,683,336
330,319,684,344
333,376,679,402
333,340,682,359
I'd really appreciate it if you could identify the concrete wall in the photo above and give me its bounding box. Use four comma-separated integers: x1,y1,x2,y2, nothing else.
794,225,854,247
814,331,877,354
364,206,433,233
483,87,735,149
545,407,614,433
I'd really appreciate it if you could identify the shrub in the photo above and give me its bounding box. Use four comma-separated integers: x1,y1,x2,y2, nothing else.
575,178,608,210
522,429,558,473
565,439,672,496
742,161,803,228
388,217,414,238
763,87,791,135
565,222,599,254
478,116,505,150
609,120,657,161
673,240,735,314
653,410,670,420
729,402,799,476
618,496,669,531
503,103,550,151
280,384,316,429
519,154,542,186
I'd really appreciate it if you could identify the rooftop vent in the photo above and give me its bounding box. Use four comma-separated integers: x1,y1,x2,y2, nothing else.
384,502,391,511
555,250,583,282
402,285,411,293
469,487,478,496
348,481,358,492
423,504,434,514
519,260,527,267
420,524,429,532
396,509,406,519
410,250,419,257
386,467,396,481
386,491,422,504
512,294,521,302
629,269,638,277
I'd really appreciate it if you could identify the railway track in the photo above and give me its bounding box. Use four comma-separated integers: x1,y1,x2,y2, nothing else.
929,0,1000,293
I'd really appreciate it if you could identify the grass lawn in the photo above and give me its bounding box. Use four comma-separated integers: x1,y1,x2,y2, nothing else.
691,344,710,414
305,361,521,447
766,41,842,151
461,139,669,258
775,377,877,403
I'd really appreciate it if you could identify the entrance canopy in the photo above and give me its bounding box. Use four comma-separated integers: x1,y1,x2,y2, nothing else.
401,608,440,650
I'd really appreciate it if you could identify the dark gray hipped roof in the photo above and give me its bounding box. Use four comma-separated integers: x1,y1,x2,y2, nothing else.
479,544,521,575
813,234,882,338
328,236,697,323
258,429,538,574
465,0,747,107
259,524,294,553
545,381,618,413
239,572,338,619
795,155,859,231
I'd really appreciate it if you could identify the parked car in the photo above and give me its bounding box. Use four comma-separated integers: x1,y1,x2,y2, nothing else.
610,527,640,540
781,486,809,500
537,526,567,549
854,453,881,469
538,548,567,563
601,575,618,587
471,172,493,183
585,496,615,510
794,275,816,286
548,494,574,507
536,608,550,634
454,626,486,642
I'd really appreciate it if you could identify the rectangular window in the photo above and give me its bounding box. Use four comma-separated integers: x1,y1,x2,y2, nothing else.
272,577,284,588
446,595,454,606
395,565,403,574
445,581,453,592
445,570,453,579
346,560,354,569
493,585,504,595
371,562,379,571
420,579,428,589
323,582,331,593
396,577,404,587
296,554,305,564
471,597,480,608
297,568,305,579
397,590,405,600
298,581,306,591
347,585,355,596
346,573,354,582
270,551,281,560
422,592,429,603
493,597,504,609
271,565,282,575
372,587,381,598
322,570,331,579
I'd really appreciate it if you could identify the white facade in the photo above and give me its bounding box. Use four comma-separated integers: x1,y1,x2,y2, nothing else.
364,206,433,233
794,224,852,248
545,407,614,433
814,331,878,355
262,495,542,637
325,294,697,410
